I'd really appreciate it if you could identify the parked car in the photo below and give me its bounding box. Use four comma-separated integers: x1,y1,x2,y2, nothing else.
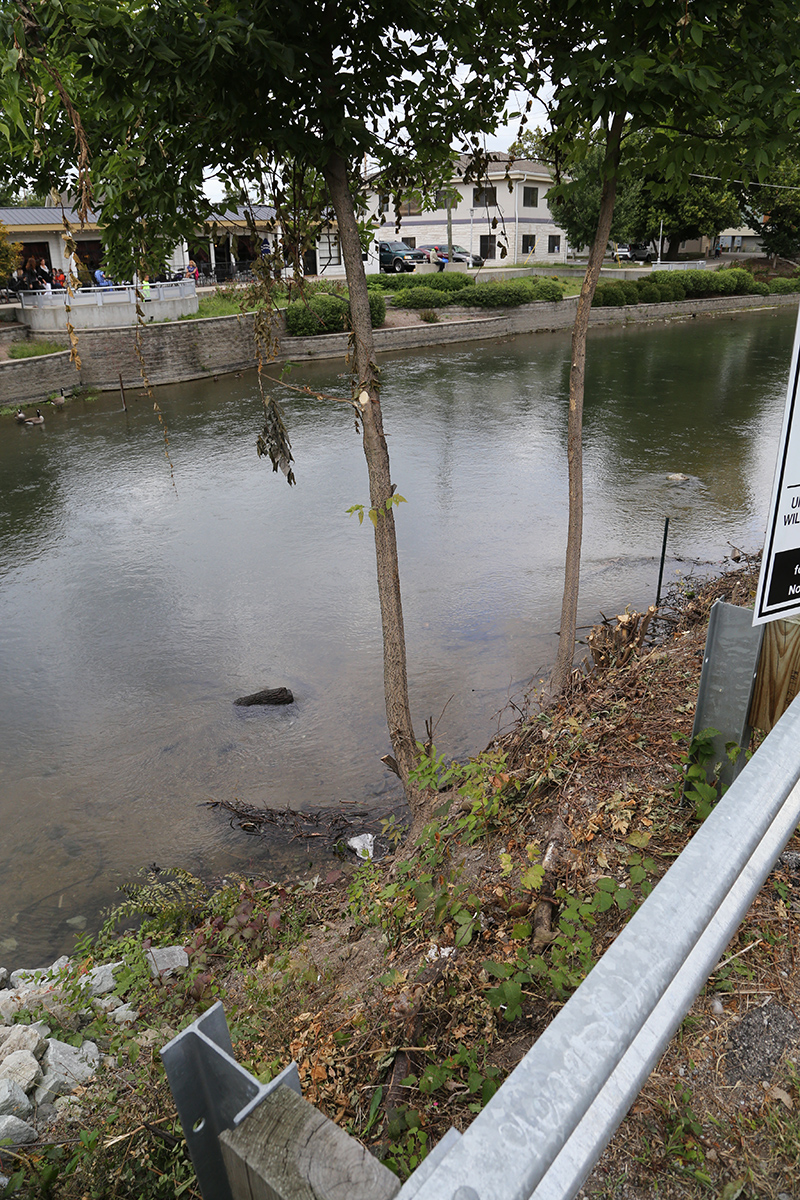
418,243,484,268
378,241,427,273
608,242,653,263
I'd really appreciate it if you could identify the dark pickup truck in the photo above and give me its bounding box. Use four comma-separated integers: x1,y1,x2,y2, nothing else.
378,241,427,273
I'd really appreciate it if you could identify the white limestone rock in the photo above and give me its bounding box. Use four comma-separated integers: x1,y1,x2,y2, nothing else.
86,961,123,997
53,1095,82,1122
0,989,26,1022
92,994,122,1014
34,1070,71,1107
0,1050,42,1094
145,946,189,979
0,1078,32,1119
0,1025,47,1065
0,968,8,988
0,984,74,1028
111,1003,139,1026
42,1039,100,1087
10,956,69,990
0,1114,38,1145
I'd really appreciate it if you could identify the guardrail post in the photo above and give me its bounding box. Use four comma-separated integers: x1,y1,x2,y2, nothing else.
219,1085,401,1200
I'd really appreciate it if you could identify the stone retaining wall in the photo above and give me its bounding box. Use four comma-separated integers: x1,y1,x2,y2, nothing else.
2,291,799,405
0,324,25,354
0,350,75,405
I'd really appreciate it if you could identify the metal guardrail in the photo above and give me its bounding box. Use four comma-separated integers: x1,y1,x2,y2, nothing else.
162,691,800,1200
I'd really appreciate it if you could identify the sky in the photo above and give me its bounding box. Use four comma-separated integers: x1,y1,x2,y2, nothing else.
202,88,541,206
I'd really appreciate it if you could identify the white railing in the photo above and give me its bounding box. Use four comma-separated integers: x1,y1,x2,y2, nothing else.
651,260,707,272
19,280,196,309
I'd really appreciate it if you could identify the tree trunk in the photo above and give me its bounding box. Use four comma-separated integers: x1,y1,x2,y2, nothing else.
549,112,626,698
322,152,421,802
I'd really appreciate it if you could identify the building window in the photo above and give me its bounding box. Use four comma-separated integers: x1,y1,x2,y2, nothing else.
378,194,389,214
522,234,536,255
318,232,341,266
400,197,422,217
523,186,539,208
548,235,561,254
435,188,459,210
473,186,497,207
480,234,496,260
404,237,416,248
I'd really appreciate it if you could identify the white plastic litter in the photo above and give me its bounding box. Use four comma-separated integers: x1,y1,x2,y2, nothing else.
347,834,374,860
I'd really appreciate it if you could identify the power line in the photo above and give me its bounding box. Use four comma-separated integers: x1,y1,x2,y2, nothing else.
690,172,800,193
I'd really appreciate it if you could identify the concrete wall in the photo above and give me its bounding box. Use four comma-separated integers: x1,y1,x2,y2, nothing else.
1,349,75,405
3,291,799,406
19,283,198,331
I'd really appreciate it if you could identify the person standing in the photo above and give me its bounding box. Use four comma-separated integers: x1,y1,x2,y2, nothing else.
66,251,82,289
22,257,39,290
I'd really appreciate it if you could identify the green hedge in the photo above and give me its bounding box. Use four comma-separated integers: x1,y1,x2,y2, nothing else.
768,276,800,294
371,272,476,293
392,286,453,309
528,278,564,302
466,280,538,308
593,282,627,307
367,287,386,326
284,288,386,335
594,266,767,307
392,276,563,309
647,272,685,301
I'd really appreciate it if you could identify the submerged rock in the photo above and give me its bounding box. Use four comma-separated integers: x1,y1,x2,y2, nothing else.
234,686,294,706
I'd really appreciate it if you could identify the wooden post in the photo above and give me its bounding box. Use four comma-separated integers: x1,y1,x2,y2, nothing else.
219,1085,400,1200
749,617,800,733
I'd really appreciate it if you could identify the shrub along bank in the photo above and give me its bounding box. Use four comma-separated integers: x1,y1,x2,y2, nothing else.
374,272,564,310
283,283,386,336
593,265,800,307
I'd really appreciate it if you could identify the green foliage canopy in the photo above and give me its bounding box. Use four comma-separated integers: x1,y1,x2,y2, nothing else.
738,158,800,262
0,0,505,280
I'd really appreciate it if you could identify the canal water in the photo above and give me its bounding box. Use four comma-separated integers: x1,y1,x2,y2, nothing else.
0,307,795,967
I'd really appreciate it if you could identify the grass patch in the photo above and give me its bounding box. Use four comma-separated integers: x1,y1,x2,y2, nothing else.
175,290,290,320
8,339,68,358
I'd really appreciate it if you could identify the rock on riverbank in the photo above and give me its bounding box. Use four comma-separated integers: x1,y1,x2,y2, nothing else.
0,947,187,1165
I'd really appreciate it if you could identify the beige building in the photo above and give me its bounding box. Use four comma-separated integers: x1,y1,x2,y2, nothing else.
366,154,568,267
0,200,276,282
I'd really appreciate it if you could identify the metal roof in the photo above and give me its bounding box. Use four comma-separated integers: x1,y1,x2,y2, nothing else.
0,205,100,231
0,203,276,234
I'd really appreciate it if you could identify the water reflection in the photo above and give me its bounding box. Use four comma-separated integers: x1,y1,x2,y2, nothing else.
0,307,795,965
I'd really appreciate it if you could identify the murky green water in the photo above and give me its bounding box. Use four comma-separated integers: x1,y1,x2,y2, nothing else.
0,306,795,966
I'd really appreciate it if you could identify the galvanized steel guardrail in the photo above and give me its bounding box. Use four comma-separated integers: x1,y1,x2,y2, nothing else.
163,691,800,1200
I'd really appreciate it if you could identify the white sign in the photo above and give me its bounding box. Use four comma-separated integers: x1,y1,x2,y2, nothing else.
754,305,800,624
